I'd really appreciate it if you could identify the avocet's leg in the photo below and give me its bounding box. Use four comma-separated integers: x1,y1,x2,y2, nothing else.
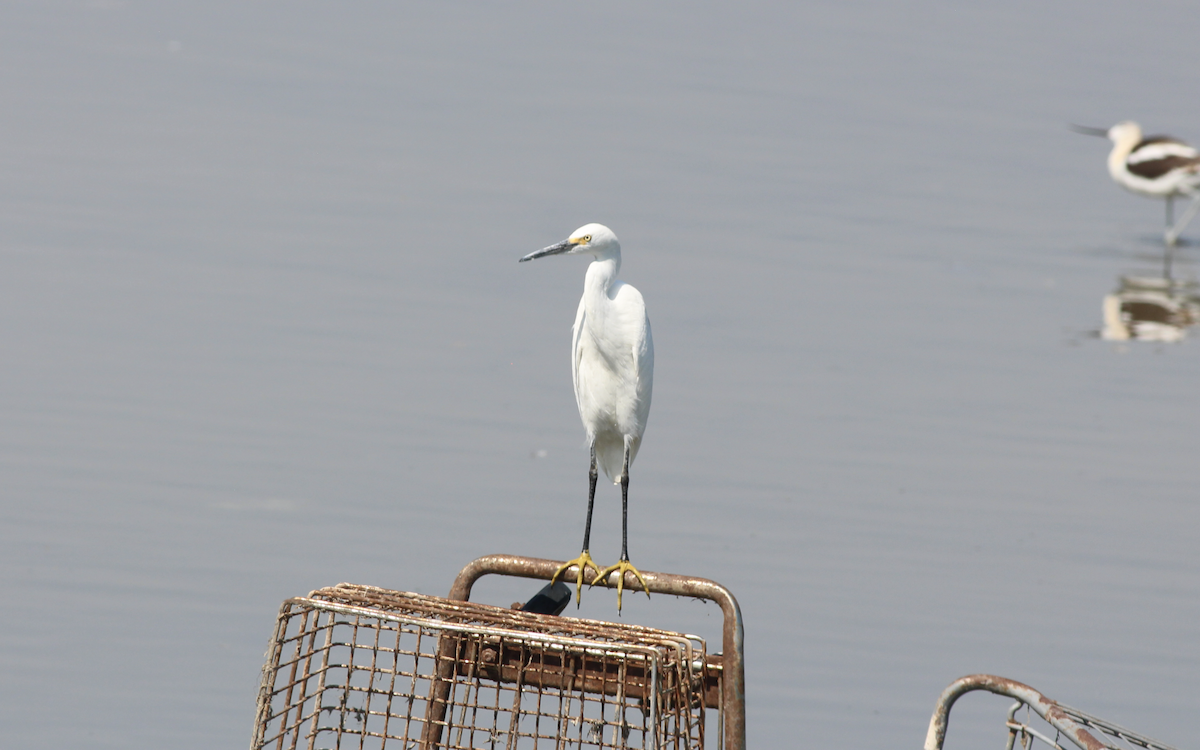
1165,194,1200,248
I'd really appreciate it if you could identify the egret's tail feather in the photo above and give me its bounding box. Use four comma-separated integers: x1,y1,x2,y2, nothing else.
593,433,639,483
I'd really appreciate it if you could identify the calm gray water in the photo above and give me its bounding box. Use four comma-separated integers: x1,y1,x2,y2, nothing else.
2,3,1198,748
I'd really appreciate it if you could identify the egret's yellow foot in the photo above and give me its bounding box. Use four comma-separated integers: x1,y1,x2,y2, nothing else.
591,558,651,612
551,550,601,605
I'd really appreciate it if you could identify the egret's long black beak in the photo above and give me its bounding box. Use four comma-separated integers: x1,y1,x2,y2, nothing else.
1069,124,1109,138
519,240,572,262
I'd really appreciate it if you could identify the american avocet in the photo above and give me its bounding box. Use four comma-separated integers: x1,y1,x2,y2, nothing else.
1072,121,1200,249
520,224,654,612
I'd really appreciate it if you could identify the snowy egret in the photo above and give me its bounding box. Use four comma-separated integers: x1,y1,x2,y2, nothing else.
1071,121,1200,251
520,224,654,611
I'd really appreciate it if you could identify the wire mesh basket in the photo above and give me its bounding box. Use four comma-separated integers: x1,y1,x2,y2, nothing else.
252,583,713,749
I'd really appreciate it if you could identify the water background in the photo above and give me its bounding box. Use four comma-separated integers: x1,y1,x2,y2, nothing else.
2,2,1198,747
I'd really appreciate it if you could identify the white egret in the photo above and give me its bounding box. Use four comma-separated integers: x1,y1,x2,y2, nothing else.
520,224,654,611
1072,121,1200,253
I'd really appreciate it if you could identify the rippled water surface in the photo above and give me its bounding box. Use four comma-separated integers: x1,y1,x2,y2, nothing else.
2,3,1198,748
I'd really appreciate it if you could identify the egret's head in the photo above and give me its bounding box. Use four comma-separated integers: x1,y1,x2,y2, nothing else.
520,223,620,262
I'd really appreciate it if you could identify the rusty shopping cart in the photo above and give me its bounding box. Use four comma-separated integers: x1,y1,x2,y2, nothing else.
925,674,1182,750
251,554,745,750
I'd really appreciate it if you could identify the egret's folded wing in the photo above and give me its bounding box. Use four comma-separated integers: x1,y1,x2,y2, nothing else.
571,295,587,418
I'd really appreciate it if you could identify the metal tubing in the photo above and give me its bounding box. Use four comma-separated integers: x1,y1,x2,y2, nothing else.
924,674,1106,750
442,554,746,750
1003,702,1022,750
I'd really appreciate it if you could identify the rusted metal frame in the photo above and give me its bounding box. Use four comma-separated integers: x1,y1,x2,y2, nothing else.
275,606,329,750
430,636,669,747
1004,702,1024,750
571,670,588,749
334,614,357,749
403,627,427,744
303,613,338,749
1007,722,1067,750
486,645,508,748
262,669,325,736
530,641,550,746
436,631,680,745
379,618,403,745
464,637,487,749
597,651,612,747
1056,705,1177,750
663,637,706,748
361,614,384,748
457,635,674,703
448,633,478,750
449,556,725,746
288,596,675,665
611,653,627,748
251,603,290,750
423,611,463,747
1006,701,1067,750
288,617,418,747
441,554,745,750
305,611,338,750
925,674,1107,750
258,606,413,749
274,606,316,750
268,584,711,749
503,645,528,749
317,613,378,747
319,583,707,654
553,659,577,750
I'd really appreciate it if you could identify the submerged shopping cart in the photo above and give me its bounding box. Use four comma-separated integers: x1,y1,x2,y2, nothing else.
251,554,745,750
925,674,1182,750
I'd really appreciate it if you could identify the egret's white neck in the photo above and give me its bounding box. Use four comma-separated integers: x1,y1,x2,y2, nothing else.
583,253,622,301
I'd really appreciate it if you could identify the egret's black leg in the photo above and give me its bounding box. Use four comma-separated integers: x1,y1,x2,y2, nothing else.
619,451,630,562
551,445,601,605
593,441,649,612
582,448,598,551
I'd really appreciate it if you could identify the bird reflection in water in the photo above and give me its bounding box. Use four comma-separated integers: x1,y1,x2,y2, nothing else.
1101,275,1200,342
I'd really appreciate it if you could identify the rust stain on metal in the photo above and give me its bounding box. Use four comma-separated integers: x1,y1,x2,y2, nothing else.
444,635,721,710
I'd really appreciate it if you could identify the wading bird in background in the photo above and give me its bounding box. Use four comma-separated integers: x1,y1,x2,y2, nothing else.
1072,121,1200,260
520,224,653,611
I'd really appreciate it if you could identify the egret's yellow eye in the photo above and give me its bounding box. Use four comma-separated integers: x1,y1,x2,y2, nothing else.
582,235,591,243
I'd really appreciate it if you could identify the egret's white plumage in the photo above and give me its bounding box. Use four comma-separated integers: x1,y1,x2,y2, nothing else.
570,233,654,483
1073,121,1200,249
520,223,653,610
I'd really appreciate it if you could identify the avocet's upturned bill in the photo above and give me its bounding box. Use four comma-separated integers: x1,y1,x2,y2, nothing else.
519,224,653,612
1072,121,1200,248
